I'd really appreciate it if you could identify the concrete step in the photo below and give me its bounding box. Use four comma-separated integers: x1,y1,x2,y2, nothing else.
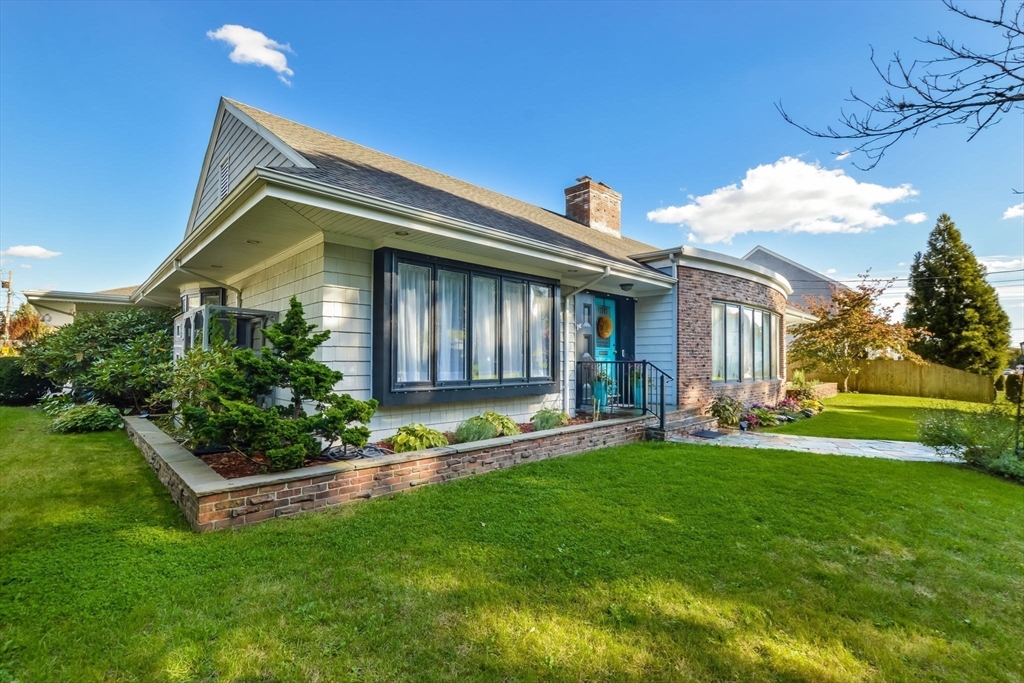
644,414,719,441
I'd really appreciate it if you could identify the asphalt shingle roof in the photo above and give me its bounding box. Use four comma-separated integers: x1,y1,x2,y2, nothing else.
228,99,660,269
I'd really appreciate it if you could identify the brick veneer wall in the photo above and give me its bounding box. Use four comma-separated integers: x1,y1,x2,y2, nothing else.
677,266,788,410
126,414,655,533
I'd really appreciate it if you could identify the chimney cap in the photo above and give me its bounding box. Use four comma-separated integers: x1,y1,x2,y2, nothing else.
575,175,592,183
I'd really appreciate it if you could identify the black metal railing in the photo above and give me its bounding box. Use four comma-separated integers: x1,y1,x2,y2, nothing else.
575,359,674,429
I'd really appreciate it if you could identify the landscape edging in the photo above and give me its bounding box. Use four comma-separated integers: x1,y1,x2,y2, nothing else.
125,413,658,532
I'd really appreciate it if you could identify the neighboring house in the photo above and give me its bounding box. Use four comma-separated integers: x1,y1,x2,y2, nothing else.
24,286,144,327
26,98,792,437
743,245,849,311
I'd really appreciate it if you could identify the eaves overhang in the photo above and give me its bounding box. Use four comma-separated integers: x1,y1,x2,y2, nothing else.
632,245,793,297
136,167,677,301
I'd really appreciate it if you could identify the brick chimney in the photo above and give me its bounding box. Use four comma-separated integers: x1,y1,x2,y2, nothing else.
564,176,621,237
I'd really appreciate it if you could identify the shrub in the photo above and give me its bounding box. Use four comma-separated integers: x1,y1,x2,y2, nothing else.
51,402,124,433
481,411,519,436
994,374,1005,392
800,398,824,413
179,298,378,471
455,416,499,443
753,407,779,427
918,406,1019,480
20,307,175,412
0,356,53,406
39,393,75,417
532,408,569,431
1006,374,1022,404
392,423,449,453
708,394,745,426
790,370,807,387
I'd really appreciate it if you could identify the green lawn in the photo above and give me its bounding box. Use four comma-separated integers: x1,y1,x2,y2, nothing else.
1,407,1022,682
765,392,994,441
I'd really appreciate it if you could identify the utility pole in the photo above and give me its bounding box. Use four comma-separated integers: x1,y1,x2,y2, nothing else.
1,270,12,353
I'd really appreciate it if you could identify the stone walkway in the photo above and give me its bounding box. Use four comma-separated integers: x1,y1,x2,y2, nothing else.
670,430,944,462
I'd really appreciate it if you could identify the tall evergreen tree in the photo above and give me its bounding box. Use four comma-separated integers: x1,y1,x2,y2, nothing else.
904,214,1010,375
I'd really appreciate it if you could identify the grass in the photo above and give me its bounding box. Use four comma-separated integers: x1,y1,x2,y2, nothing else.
1,407,1022,682
764,392,996,442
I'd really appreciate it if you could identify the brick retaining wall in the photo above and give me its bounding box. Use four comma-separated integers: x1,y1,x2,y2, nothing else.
125,413,656,533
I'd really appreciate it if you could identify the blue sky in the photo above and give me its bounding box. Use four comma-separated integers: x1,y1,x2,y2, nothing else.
1,1,1022,341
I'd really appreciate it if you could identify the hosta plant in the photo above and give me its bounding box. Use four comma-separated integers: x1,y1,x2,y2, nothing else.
481,411,520,436
51,402,124,433
392,423,449,453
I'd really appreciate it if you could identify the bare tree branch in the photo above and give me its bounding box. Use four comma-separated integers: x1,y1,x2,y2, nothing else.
777,0,1023,173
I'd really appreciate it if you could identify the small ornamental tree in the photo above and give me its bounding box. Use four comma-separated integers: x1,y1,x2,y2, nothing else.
790,276,923,393
181,297,378,471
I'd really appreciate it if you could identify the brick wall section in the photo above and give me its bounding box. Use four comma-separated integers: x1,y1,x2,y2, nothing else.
677,266,788,410
564,177,622,236
126,415,655,533
125,420,200,529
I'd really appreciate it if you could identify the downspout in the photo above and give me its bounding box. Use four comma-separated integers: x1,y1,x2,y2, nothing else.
560,266,612,416
173,259,243,307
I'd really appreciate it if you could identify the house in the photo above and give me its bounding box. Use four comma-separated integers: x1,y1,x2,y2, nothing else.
25,98,792,438
24,286,141,327
743,245,849,310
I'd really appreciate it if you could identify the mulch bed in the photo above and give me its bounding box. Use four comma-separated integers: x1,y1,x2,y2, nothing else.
197,415,598,480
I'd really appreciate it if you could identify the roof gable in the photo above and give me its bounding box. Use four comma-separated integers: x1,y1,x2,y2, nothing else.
184,99,314,236
742,245,847,290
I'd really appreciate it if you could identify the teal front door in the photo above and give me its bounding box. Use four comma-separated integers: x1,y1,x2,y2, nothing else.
594,297,617,362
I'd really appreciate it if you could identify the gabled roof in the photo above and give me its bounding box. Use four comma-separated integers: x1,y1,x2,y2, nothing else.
224,99,660,269
741,245,849,291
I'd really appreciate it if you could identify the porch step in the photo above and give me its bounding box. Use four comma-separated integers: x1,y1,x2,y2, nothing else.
644,414,719,442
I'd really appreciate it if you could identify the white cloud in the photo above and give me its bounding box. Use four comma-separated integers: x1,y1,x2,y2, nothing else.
898,262,906,267
207,25,294,84
835,151,850,161
978,255,1024,272
646,157,917,244
0,245,61,259
826,268,837,275
902,212,927,224
1003,203,1024,220
19,264,31,269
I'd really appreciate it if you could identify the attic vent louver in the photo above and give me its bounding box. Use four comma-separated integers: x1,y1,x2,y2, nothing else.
219,156,230,199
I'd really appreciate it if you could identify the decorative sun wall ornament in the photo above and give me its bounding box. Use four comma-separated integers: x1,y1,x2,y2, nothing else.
597,315,613,339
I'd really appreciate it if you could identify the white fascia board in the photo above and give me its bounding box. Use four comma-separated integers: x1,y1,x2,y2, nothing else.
222,100,315,169
23,290,134,305
632,245,792,296
785,305,818,325
256,169,676,290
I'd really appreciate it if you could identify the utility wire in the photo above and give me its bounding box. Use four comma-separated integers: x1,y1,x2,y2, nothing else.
784,268,1024,284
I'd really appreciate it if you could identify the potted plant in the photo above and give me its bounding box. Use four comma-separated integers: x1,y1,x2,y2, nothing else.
590,369,612,411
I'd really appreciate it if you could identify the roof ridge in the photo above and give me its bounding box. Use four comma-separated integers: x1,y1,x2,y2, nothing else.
225,99,657,254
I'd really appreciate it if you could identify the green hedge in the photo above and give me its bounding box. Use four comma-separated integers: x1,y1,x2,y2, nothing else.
0,356,53,406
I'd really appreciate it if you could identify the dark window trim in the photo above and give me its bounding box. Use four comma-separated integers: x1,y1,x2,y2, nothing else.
711,299,781,385
373,248,560,407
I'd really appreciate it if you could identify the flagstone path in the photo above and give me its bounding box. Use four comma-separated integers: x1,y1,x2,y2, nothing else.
670,430,944,462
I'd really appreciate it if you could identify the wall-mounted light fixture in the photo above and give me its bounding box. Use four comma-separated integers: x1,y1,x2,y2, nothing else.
620,283,633,292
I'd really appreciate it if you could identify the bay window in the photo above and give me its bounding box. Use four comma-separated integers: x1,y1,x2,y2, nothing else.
374,249,559,405
711,301,780,383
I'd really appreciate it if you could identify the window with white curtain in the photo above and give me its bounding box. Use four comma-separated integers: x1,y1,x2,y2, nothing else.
388,253,557,393
712,301,780,383
529,284,552,379
726,304,740,382
472,276,498,380
396,262,432,383
437,270,466,382
502,281,526,380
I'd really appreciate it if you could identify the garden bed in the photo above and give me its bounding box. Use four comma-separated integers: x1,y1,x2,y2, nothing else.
125,411,656,532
